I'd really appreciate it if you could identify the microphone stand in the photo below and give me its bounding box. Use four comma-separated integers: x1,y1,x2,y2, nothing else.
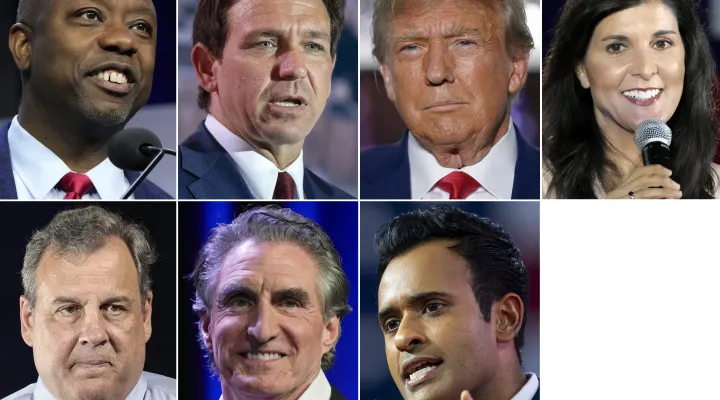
121,146,177,199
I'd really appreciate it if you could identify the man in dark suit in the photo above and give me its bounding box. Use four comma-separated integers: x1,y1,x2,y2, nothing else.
190,206,352,400
179,0,353,199
362,0,539,200
377,206,539,400
2,0,170,199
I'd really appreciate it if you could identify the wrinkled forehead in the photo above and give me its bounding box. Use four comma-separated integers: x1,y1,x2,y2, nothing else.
385,0,501,33
226,0,331,34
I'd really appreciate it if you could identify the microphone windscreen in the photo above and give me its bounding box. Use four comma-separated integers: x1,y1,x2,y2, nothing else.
107,128,162,171
634,119,672,150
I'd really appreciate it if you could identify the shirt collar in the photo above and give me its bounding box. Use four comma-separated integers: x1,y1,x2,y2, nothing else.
511,373,539,400
205,114,305,199
8,116,129,199
219,371,331,400
408,118,517,199
34,374,147,400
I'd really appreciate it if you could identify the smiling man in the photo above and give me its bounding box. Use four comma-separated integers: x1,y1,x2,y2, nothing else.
5,206,176,400
178,0,353,199
0,0,170,200
376,206,539,400
361,0,539,200
190,206,352,399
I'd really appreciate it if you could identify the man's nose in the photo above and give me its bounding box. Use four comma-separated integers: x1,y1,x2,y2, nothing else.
97,21,139,56
246,301,281,344
393,315,427,352
277,48,308,81
79,309,110,347
424,43,455,86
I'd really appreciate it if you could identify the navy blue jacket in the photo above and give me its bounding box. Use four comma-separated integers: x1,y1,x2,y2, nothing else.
0,122,171,199
361,126,540,199
178,122,355,199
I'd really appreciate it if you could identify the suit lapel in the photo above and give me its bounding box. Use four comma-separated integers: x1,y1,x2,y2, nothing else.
364,132,411,198
511,125,540,199
0,121,18,199
180,123,254,199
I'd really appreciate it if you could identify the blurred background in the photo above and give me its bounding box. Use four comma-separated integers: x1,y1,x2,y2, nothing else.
0,1,177,196
0,202,177,396
178,201,359,400
359,0,542,150
542,0,720,163
178,0,359,197
359,202,540,399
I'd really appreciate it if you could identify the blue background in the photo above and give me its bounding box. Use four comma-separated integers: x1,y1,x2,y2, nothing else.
178,201,359,400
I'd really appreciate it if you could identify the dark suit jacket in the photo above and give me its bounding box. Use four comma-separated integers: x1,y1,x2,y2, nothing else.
330,384,346,400
178,122,355,199
360,125,540,199
0,122,171,199
532,387,540,400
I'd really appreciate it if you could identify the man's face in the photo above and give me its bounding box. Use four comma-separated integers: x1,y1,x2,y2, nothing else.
203,240,339,398
380,0,526,148
26,0,157,126
378,240,499,400
206,0,335,147
20,237,152,400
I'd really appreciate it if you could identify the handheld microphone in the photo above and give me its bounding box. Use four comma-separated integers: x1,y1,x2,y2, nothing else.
107,128,176,199
634,119,672,171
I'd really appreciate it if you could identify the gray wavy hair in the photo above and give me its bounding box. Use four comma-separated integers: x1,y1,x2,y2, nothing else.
191,205,352,373
22,206,156,309
371,0,534,63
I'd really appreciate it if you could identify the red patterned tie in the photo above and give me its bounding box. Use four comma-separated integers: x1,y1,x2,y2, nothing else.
434,171,481,199
272,172,296,199
58,172,94,200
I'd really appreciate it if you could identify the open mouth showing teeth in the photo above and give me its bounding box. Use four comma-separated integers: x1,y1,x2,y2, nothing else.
622,89,661,100
405,360,442,382
94,70,129,84
273,99,303,107
241,352,286,361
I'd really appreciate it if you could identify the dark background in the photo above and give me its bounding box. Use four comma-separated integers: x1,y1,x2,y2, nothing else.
359,202,540,400
0,202,177,396
178,201,359,400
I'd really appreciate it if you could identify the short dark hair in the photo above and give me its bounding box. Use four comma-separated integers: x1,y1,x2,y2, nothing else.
376,205,528,363
192,0,346,111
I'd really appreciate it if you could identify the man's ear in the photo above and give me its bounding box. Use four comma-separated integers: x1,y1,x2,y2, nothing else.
9,23,33,73
508,48,529,95
379,62,397,104
191,42,220,96
143,291,153,343
20,295,34,347
322,315,341,354
495,293,524,345
201,314,213,353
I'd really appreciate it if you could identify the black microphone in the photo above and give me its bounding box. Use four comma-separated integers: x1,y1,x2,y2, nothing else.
107,128,176,199
634,119,672,171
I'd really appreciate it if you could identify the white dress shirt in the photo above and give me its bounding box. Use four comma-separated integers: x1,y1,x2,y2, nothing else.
510,373,539,400
205,115,305,199
8,116,132,200
408,119,518,199
3,371,177,400
218,371,332,400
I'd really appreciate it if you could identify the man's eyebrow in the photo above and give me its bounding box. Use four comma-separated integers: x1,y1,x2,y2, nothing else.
245,29,331,42
272,287,311,303
51,296,82,306
377,291,453,323
76,0,157,20
217,282,258,304
301,30,331,42
102,296,133,305
392,27,484,45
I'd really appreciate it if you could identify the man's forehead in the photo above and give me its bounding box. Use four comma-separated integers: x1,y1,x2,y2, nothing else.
387,0,500,36
47,0,157,17
227,0,331,32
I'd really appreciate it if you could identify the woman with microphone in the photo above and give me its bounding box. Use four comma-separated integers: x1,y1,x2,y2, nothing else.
542,0,720,198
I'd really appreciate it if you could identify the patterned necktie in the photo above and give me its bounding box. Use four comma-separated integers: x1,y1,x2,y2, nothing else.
273,172,296,199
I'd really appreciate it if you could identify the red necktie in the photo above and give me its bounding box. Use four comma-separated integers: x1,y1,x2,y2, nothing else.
273,172,296,199
434,171,481,199
58,172,94,200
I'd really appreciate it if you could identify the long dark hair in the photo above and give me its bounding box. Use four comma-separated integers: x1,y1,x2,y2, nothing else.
543,0,718,198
